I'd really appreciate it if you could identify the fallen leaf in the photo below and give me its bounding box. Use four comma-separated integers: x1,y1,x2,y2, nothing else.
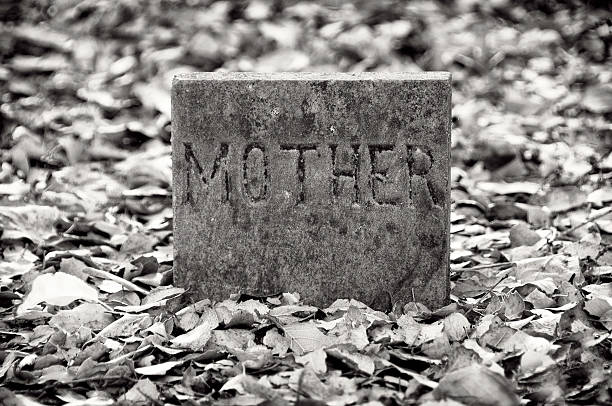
171,309,219,351
582,282,612,299
519,350,556,376
14,395,47,406
500,330,558,353
581,84,612,113
504,291,526,321
38,365,73,384
254,49,310,72
13,24,73,53
524,289,556,309
540,186,588,213
476,181,540,195
0,205,60,244
0,181,30,196
219,374,248,394
268,304,318,324
283,321,329,356
18,272,98,314
295,348,327,374
120,234,157,256
416,320,444,345
230,345,273,369
133,81,171,117
396,314,422,346
11,54,70,73
326,346,375,375
98,314,152,338
234,374,289,406
124,379,160,402
443,313,471,342
509,223,541,247
433,364,520,406
584,297,612,317
263,328,291,356
49,303,113,333
599,309,612,330
328,321,369,350
134,360,183,376
141,286,184,305
295,367,332,400
213,329,255,351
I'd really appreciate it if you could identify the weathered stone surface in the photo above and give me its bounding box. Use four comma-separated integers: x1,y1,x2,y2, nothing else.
172,72,451,310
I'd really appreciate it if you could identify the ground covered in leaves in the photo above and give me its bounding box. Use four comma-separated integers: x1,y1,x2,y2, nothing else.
1,0,611,405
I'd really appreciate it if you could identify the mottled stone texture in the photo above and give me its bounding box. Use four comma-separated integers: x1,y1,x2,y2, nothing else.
172,72,451,310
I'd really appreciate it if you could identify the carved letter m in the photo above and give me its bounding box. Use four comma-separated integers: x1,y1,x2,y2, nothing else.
182,142,230,205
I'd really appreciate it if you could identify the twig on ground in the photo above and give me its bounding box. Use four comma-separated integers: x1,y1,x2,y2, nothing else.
81,267,148,294
453,262,515,273
67,375,138,384
102,344,153,365
475,274,510,304
560,207,612,237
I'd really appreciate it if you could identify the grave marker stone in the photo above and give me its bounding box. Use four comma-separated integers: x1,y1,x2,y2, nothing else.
172,72,451,310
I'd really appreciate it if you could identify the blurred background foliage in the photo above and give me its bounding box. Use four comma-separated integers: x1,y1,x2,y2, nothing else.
0,0,610,178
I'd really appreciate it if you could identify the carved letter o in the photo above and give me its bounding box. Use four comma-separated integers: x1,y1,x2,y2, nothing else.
243,145,268,202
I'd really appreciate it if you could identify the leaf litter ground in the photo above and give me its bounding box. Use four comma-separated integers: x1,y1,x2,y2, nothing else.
0,1,611,405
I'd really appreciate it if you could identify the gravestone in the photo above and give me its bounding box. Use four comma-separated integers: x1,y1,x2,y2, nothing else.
172,72,451,311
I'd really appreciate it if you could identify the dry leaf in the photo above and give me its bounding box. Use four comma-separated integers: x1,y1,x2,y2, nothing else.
444,313,471,342
582,84,612,113
171,309,219,350
134,360,183,376
98,314,152,338
296,367,332,400
263,328,291,356
326,346,375,375
540,186,588,213
476,181,540,195
434,364,520,406
283,321,329,355
230,345,273,369
49,303,113,333
124,379,160,402
295,348,327,374
18,272,98,314
509,223,541,247
213,329,255,350
397,314,423,346
236,374,289,406
503,291,526,321
142,286,185,305
0,205,60,244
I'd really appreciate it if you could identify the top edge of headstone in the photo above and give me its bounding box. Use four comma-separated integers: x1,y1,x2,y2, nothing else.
173,71,451,83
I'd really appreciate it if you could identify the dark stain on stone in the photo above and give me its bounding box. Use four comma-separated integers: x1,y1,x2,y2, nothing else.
373,234,381,249
385,222,399,234
306,212,318,226
301,98,316,133
311,81,328,93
